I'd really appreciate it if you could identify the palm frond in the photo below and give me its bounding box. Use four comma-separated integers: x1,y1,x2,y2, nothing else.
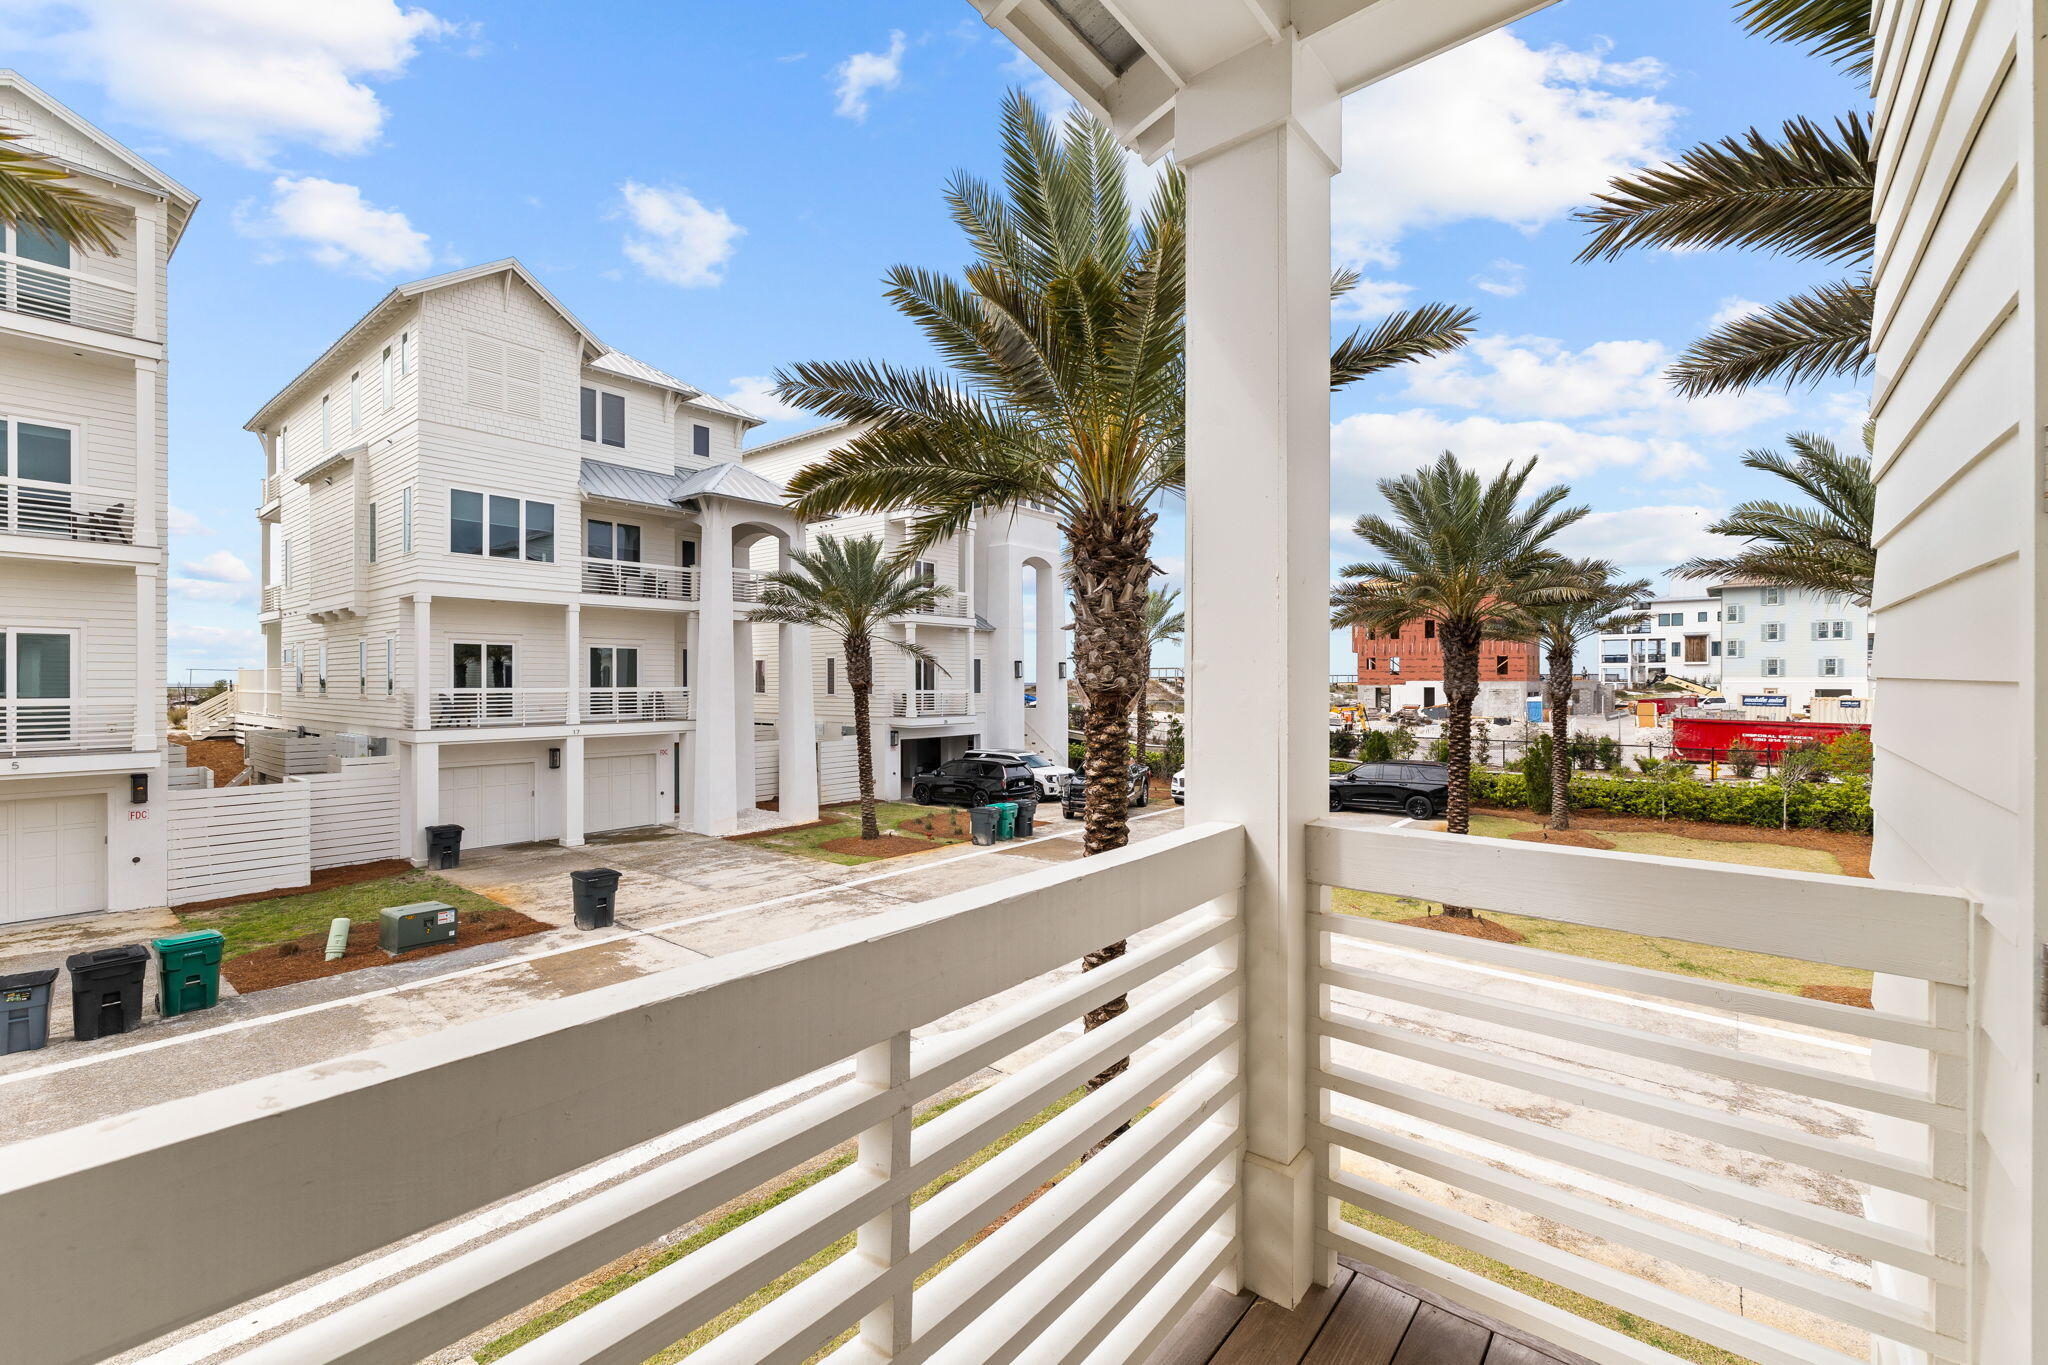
1330,303,1479,391
1671,428,1874,602
1667,276,1872,396
0,124,120,256
1575,115,1872,265
1734,0,1873,79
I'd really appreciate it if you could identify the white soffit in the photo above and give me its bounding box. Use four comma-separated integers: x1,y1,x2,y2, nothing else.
971,0,1556,156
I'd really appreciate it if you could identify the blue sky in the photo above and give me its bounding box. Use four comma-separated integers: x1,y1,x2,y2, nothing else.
1,0,1868,679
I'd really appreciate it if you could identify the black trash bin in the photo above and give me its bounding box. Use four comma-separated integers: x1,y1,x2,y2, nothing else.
1014,798,1038,837
571,868,621,930
970,806,998,846
0,968,57,1054
66,944,148,1041
426,823,465,870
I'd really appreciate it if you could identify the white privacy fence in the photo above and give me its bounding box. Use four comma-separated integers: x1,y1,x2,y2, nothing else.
3,823,1248,1365
817,735,861,804
1305,821,1973,1365
166,758,402,905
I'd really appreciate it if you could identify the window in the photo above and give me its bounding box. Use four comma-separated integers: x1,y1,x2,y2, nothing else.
1724,638,1744,658
401,487,414,552
1,223,73,320
317,642,328,692
755,659,767,694
349,371,361,429
1698,611,1708,623
1820,657,1844,677
320,394,331,449
366,502,378,563
692,423,711,458
588,646,640,688
1724,604,1745,623
680,648,689,687
381,345,396,410
450,490,554,561
357,641,368,691
586,520,642,561
580,387,625,447
1761,622,1783,642
1762,588,1784,605
452,642,515,689
401,330,415,375
1711,640,1721,656
1494,655,1508,676
1812,619,1850,640
1422,619,1436,639
680,539,699,567
1762,657,1784,676
279,425,289,473
287,646,303,691
281,537,295,588
827,658,837,694
0,418,78,535
971,658,980,693
1,632,75,738
385,638,396,693
914,658,938,690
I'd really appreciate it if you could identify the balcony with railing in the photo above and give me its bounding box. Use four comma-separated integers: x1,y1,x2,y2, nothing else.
0,258,136,336
909,586,974,618
582,686,692,722
257,473,282,518
259,583,281,614
732,568,768,602
582,559,698,602
0,481,137,545
893,688,975,717
0,699,137,755
419,687,572,728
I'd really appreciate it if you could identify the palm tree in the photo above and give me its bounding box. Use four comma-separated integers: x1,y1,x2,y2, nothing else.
1333,453,1588,913
1673,430,1874,604
1519,561,1652,830
1,124,120,255
750,535,950,841
774,92,1474,1055
1132,587,1185,748
1574,2,1873,396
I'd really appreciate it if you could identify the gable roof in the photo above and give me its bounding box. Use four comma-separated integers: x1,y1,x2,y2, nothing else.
0,69,200,249
588,348,701,399
580,457,789,510
673,461,788,507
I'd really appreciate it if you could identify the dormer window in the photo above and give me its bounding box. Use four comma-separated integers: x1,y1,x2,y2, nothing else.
692,423,711,458
581,387,625,447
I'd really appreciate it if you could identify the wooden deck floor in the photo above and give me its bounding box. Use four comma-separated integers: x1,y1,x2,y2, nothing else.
1144,1259,1597,1365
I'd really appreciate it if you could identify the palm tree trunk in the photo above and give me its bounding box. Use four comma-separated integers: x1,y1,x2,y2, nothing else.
1070,506,1156,1103
1546,644,1573,831
1440,623,1481,917
846,636,881,841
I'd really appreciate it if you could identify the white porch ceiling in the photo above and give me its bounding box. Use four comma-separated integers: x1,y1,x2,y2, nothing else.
970,0,1556,157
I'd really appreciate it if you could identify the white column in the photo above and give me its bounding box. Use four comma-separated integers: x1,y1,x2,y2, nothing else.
564,603,582,724
980,548,1025,748
409,742,440,865
133,360,159,549
689,512,739,835
733,619,755,806
778,621,819,823
132,202,161,344
560,734,585,847
1179,33,1339,1308
1031,570,1066,754
133,567,157,751
412,595,433,730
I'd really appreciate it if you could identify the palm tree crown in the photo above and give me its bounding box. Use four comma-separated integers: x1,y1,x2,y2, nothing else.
1515,560,1652,830
1674,430,1874,604
0,124,120,255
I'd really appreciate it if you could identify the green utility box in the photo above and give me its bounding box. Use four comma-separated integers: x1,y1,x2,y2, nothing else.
152,930,224,1017
380,902,458,955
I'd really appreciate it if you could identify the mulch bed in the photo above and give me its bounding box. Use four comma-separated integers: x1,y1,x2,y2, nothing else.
899,810,972,840
816,835,947,860
1801,984,1875,1009
1505,828,1616,850
174,858,417,915
170,735,248,787
1474,804,1873,878
223,906,550,992
1397,913,1526,943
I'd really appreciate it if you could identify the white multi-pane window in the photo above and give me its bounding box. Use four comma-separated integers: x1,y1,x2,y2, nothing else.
1820,657,1844,676
1762,623,1783,642
450,490,555,561
1812,620,1850,640
366,502,378,563
1762,657,1784,677
1724,639,1745,658
1724,604,1745,623
1761,588,1783,605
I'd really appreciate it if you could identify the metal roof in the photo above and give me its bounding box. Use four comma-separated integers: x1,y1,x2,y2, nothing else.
579,458,790,510
589,349,701,400
673,462,789,507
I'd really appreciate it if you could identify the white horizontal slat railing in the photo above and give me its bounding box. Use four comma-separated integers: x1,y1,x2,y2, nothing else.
0,479,138,543
1305,820,1974,1365
2,822,1247,1365
581,685,693,722
0,700,136,754
582,560,697,601
424,687,571,727
0,258,136,333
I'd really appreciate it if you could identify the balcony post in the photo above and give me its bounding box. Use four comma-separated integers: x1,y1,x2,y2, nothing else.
560,734,585,848
689,509,740,835
412,595,432,730
777,621,819,823
856,1030,914,1352
133,201,161,344
133,358,158,548
133,566,157,752
979,545,1025,748
564,603,581,725
1031,552,1066,754
409,741,439,865
1178,31,1340,1307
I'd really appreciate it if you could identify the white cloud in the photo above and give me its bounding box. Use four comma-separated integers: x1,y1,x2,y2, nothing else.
616,182,744,288
179,549,254,582
834,30,906,122
237,176,432,276
722,376,806,424
1333,32,1676,270
1552,504,1729,570
1331,409,1706,490
1336,277,1414,320
1707,296,1766,329
169,577,256,604
167,505,211,536
2,0,458,166
1470,259,1526,297
168,622,263,662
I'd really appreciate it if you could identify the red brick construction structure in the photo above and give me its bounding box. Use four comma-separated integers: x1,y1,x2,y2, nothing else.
1350,621,1539,684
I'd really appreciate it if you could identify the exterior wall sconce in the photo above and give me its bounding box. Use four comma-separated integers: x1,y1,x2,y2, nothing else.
1013,661,1024,679
1057,662,1068,679
548,748,562,770
130,773,149,805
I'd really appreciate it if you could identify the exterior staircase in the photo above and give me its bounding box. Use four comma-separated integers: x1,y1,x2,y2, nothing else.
182,687,240,741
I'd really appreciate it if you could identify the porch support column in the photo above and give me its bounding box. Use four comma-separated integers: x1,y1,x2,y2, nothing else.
564,603,581,724
133,567,158,751
412,595,433,730
689,510,740,835
778,622,819,823
980,547,1025,748
733,619,755,807
409,741,439,865
1031,564,1065,753
560,734,585,848
133,359,159,549
1178,31,1340,1308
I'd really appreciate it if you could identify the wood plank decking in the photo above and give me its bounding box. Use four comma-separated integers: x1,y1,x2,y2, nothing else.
1145,1259,1599,1365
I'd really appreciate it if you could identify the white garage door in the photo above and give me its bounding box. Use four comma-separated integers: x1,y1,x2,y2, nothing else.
441,762,536,849
0,795,106,925
586,754,658,834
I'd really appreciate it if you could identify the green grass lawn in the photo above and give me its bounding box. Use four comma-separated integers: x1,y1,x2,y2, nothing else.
741,801,974,866
175,871,506,959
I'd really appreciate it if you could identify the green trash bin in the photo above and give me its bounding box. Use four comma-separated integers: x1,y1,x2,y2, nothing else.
152,930,225,1017
992,802,1017,840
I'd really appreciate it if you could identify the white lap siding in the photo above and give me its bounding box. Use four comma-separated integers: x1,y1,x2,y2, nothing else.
0,560,138,722
0,335,139,498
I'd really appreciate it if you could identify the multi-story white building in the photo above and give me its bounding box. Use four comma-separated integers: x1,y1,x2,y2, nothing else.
244,261,1064,857
0,72,195,924
1712,579,1870,712
1597,593,1721,689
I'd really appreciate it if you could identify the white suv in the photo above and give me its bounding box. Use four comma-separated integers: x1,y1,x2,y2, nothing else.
1171,769,1185,805
964,748,1073,799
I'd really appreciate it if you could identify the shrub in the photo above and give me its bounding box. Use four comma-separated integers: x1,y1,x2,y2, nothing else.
1595,735,1621,771
1386,726,1419,759
1820,731,1873,780
1633,754,1659,774
1568,732,1599,771
1470,765,1870,831
1330,729,1359,759
1428,737,1451,763
1519,733,1554,816
1067,740,1086,769
1355,729,1396,764
1726,744,1758,780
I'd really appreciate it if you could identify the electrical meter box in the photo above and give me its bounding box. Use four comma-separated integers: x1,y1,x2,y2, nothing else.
379,901,458,955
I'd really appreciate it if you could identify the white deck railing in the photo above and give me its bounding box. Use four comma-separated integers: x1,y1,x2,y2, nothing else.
0,259,135,334
895,690,975,717
733,568,768,602
911,587,974,618
1305,820,1973,1365
258,473,282,508
2,822,1248,1365
423,687,571,728
0,480,137,543
582,686,692,722
582,560,697,602
260,584,280,613
0,700,136,755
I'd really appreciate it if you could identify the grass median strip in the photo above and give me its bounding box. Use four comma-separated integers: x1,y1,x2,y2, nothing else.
176,871,507,959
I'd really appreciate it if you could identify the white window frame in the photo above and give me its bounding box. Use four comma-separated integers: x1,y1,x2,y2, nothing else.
349,371,361,430
357,640,368,691
449,489,557,562
451,640,517,690
1724,638,1745,658
0,627,79,709
1820,656,1844,677
279,424,290,474
1761,622,1783,642
1724,604,1745,623
1762,657,1785,677
401,486,414,553
320,394,331,449
385,638,396,693
381,344,396,410
366,501,378,564
281,537,295,589
0,416,82,524
1762,587,1784,605
401,330,415,376
317,641,329,693
581,385,627,448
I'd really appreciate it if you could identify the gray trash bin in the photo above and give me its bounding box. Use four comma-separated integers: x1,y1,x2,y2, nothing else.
970,806,999,846
1014,798,1038,837
0,968,57,1054
571,868,620,930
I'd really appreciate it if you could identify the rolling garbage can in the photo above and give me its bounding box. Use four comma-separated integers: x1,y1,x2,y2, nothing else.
66,944,148,1041
153,930,224,1017
426,823,464,869
992,802,1018,840
1014,798,1037,837
571,868,621,930
970,806,999,846
0,969,57,1054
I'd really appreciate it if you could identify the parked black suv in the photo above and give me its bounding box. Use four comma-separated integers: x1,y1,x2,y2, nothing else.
1061,761,1151,819
1329,761,1449,819
911,758,1039,808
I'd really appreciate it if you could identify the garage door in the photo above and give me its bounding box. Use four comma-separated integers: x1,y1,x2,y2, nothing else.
441,762,536,849
586,754,658,834
0,795,106,925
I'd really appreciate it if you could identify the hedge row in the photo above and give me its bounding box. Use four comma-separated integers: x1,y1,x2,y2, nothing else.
1467,769,1872,833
